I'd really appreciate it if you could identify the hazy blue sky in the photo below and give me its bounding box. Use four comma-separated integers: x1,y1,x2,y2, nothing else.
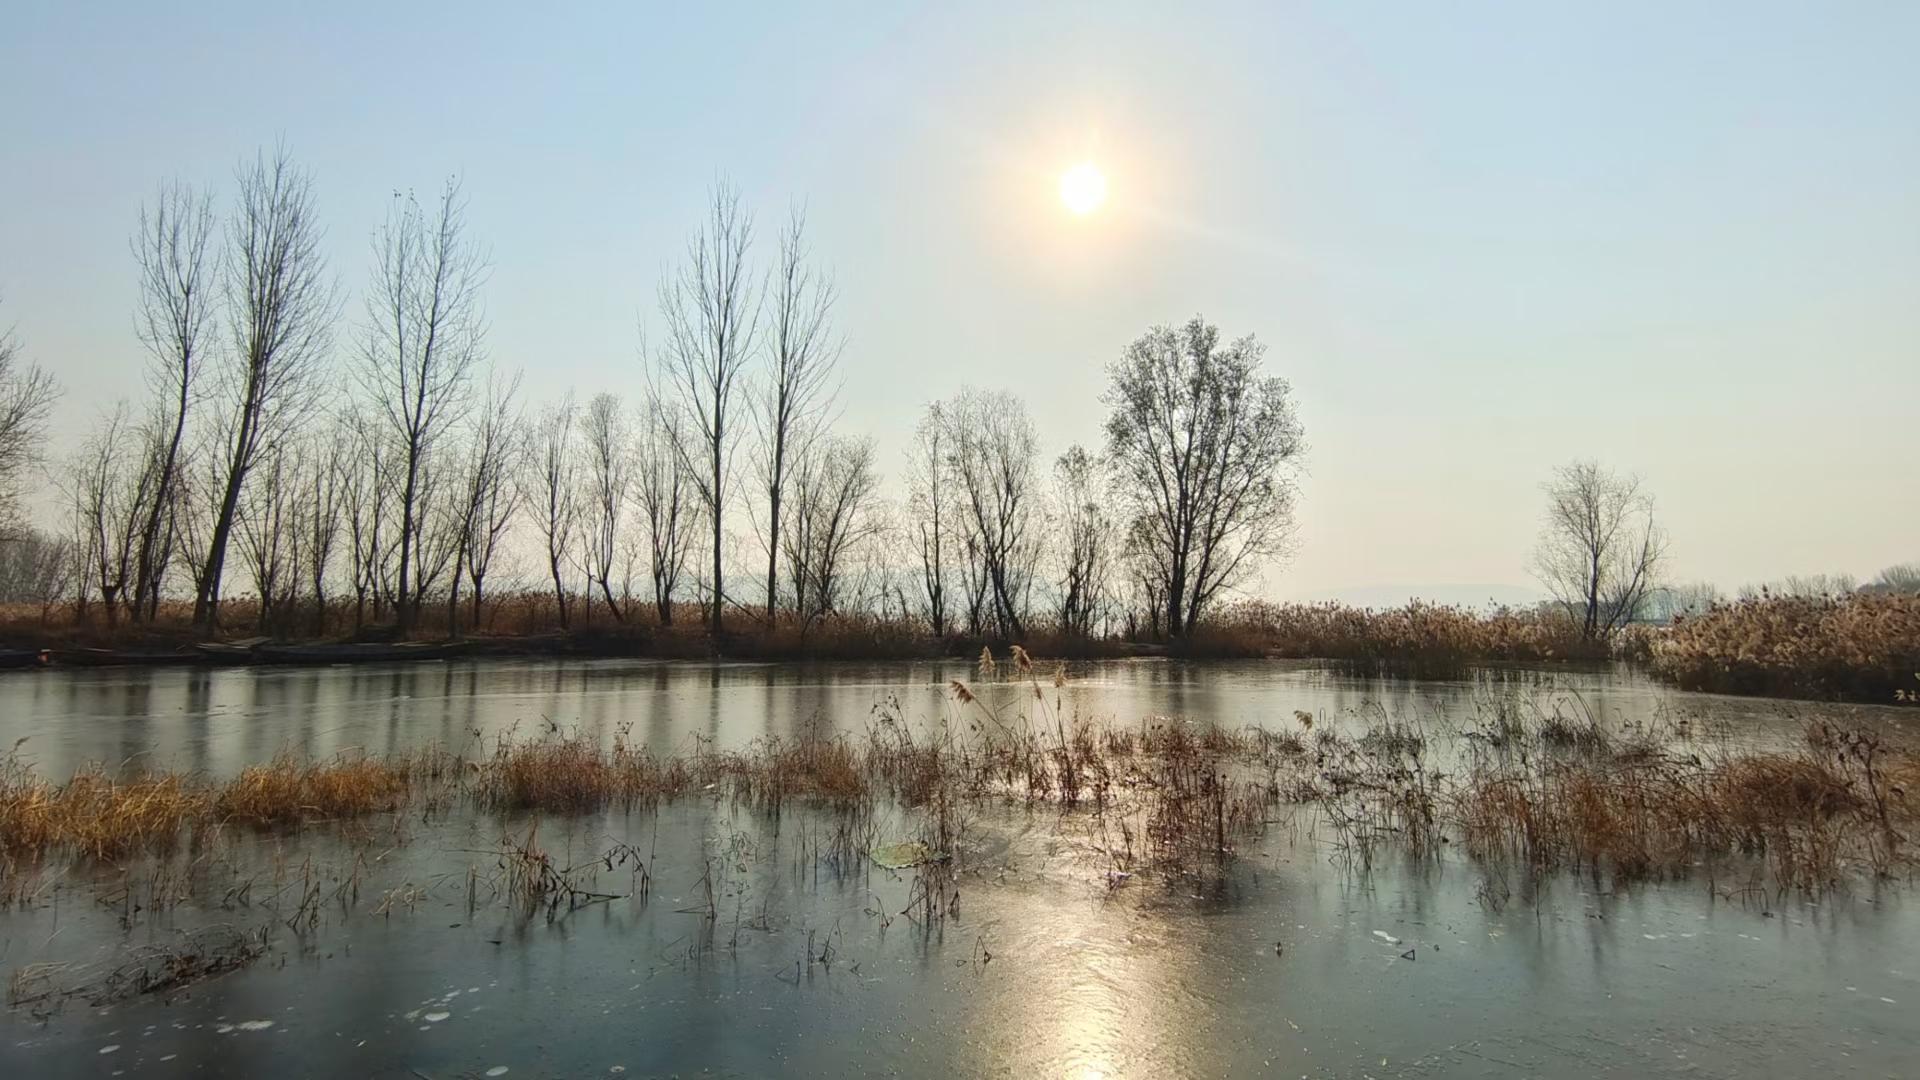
3,1,1915,601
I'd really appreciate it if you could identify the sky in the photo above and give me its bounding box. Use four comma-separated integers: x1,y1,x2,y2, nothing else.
2,1,1915,604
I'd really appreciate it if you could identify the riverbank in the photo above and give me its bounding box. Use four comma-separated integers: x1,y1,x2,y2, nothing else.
0,630,1170,670
4,592,1915,704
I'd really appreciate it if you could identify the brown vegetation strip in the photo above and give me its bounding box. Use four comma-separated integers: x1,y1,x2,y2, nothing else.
3,705,1915,893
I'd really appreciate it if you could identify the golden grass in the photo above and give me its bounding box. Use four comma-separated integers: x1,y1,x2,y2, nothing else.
1652,592,1920,702
0,761,209,859
214,754,414,826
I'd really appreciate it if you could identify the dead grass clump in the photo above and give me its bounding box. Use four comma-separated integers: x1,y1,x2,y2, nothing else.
213,757,306,826
1360,721,1425,758
1,755,209,859
214,754,410,827
0,755,59,854
64,771,208,858
728,737,869,810
1450,727,1918,891
1457,759,1713,882
476,735,696,812
1537,712,1610,754
1714,757,1862,823
869,737,947,807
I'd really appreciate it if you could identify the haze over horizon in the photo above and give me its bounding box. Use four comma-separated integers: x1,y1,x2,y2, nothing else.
4,1,1915,605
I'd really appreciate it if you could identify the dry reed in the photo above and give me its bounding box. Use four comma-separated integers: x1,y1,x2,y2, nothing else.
1652,592,1920,702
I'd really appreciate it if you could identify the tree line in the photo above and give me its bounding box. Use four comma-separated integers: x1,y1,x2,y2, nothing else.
0,146,1308,645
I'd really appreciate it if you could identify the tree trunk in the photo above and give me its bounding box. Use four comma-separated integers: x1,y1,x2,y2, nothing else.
132,389,189,624
710,434,724,640
395,460,419,634
193,434,252,631
765,479,781,623
548,553,569,630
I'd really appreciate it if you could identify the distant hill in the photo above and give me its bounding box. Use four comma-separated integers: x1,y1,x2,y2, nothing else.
1284,584,1546,611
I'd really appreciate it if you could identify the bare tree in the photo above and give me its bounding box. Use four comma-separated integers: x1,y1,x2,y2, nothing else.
237,445,300,632
343,415,396,629
959,532,992,637
66,407,157,627
130,180,217,621
635,392,695,625
1869,563,1920,595
1120,515,1169,640
452,372,524,632
946,388,1039,639
524,394,580,628
400,456,464,628
905,402,952,636
580,392,632,622
300,429,348,634
193,146,336,630
782,435,882,621
1531,460,1666,640
1744,572,1860,600
0,526,75,618
1054,445,1115,637
1104,317,1304,638
659,181,757,638
1648,581,1722,622
0,311,61,533
754,206,840,619
358,178,488,632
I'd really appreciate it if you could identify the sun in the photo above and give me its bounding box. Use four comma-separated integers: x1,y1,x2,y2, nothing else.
1059,162,1108,215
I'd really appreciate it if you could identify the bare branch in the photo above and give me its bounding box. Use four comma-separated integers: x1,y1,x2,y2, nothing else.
657,180,759,637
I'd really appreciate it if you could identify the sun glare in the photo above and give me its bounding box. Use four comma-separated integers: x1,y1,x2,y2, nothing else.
1059,162,1108,215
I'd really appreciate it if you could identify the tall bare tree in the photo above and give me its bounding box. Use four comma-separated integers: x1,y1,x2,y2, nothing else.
1054,445,1115,637
525,394,580,628
659,181,757,638
1531,460,1666,640
193,146,336,630
635,392,695,625
947,388,1039,639
754,207,840,619
1121,515,1170,640
1104,317,1304,639
130,181,217,621
580,392,631,622
905,402,952,636
0,310,61,534
67,406,159,627
0,526,74,618
239,446,304,631
404,456,465,624
300,429,348,634
781,434,881,621
343,414,396,628
358,178,488,633
452,372,524,632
